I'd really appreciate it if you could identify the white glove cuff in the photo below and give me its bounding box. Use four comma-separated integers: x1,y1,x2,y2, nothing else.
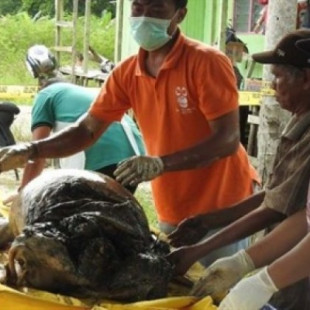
235,249,256,274
259,267,279,293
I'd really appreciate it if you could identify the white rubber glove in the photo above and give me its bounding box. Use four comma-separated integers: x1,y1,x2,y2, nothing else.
114,155,164,186
219,267,278,310
191,250,255,300
0,143,37,173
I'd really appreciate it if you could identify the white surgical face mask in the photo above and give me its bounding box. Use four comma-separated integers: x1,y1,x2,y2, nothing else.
129,16,173,51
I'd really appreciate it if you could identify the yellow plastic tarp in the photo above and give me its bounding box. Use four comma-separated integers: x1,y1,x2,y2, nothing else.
0,284,217,310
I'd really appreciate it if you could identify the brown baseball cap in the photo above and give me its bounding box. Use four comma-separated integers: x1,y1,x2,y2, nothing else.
296,38,310,55
252,29,310,68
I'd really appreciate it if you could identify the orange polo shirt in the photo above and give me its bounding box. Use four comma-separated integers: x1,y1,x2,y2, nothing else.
90,32,258,225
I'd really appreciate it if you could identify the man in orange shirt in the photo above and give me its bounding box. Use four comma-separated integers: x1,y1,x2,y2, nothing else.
0,0,258,263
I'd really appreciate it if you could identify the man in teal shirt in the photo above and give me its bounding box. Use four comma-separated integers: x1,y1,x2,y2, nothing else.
20,79,145,193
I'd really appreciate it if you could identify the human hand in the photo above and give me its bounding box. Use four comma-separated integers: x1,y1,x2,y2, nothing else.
168,214,209,247
166,246,197,276
114,155,164,186
0,143,36,173
191,250,255,299
218,267,278,310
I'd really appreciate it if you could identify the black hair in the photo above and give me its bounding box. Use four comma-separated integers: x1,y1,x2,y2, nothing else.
175,0,187,8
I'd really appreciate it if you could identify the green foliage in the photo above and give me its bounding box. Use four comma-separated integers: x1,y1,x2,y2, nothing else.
134,185,158,229
0,12,115,85
20,0,115,18
0,0,22,15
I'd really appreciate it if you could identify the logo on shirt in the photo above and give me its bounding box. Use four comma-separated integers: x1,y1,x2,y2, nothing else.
175,86,194,114
175,86,188,107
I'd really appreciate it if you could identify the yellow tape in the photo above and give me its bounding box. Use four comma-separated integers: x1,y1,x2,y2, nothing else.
239,88,275,106
0,85,275,106
0,85,38,100
0,85,101,100
239,91,262,106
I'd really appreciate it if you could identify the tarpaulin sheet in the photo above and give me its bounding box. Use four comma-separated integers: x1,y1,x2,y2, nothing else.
0,284,217,310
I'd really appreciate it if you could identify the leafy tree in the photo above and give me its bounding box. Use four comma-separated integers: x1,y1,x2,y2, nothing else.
0,0,22,15
21,0,116,18
0,12,115,85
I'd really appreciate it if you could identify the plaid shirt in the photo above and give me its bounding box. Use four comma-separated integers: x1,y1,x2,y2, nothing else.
264,111,310,215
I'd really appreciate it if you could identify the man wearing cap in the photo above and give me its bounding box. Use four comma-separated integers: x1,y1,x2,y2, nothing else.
0,0,258,263
214,36,310,310
168,29,310,309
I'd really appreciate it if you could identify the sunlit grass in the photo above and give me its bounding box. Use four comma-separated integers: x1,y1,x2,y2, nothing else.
134,184,158,229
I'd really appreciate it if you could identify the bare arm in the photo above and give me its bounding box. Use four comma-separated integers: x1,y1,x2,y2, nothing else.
267,230,310,290
169,191,265,247
199,190,265,228
33,112,111,159
20,126,51,189
162,110,240,171
247,209,307,269
168,204,285,275
188,205,285,262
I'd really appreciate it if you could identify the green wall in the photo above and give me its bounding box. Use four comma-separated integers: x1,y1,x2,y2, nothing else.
238,33,265,79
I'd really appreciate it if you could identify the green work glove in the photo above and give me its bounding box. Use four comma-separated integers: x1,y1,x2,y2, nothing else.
114,155,164,186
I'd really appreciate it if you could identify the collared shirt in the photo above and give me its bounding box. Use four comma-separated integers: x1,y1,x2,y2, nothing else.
264,111,310,215
90,32,258,225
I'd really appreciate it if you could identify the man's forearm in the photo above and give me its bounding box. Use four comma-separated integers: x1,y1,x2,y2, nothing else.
269,232,310,290
247,209,307,268
162,111,240,171
33,122,93,159
203,191,265,229
33,114,109,159
186,206,285,264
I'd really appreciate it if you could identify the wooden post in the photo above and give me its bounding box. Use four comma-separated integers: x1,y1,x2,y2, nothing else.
82,0,91,74
217,0,228,52
71,0,78,81
55,0,63,64
115,0,124,63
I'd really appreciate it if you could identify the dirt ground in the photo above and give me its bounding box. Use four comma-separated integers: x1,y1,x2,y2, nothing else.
0,105,31,200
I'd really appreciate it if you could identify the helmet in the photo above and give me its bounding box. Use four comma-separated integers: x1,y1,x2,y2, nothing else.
99,59,115,73
26,45,57,78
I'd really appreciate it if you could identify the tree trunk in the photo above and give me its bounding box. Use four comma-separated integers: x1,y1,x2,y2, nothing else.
257,0,297,185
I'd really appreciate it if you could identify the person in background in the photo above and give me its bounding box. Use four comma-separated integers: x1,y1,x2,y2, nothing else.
0,0,258,265
168,29,310,310
215,33,310,310
253,0,310,34
4,45,144,196
20,78,145,194
25,44,63,87
252,0,269,34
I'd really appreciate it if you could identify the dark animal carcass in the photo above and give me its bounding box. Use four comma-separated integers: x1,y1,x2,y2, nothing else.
1,169,173,301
